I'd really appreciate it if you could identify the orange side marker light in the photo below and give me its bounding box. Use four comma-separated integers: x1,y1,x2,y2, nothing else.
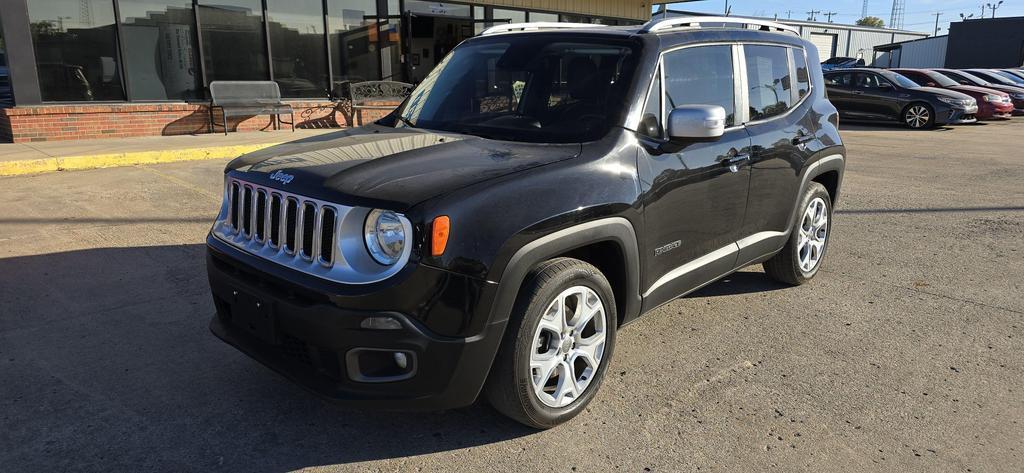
431,216,450,257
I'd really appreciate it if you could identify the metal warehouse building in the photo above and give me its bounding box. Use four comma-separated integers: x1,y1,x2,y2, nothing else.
660,10,929,64
876,16,1024,69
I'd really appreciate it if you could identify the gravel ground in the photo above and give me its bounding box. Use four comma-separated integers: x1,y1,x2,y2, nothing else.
1,120,1022,472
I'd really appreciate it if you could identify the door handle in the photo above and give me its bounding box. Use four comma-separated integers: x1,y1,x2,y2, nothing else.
792,131,815,146
722,153,750,172
851,90,864,95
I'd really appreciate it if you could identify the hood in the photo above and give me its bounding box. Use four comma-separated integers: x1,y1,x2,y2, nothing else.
915,86,974,101
227,125,582,210
950,85,1008,97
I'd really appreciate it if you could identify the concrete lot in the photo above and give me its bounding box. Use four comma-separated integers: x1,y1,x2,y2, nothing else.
1,120,1022,472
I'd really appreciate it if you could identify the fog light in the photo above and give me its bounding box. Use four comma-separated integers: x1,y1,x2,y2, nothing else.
360,316,402,330
394,352,408,369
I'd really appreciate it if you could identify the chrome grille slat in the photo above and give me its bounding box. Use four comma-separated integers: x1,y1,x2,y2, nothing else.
269,193,282,247
312,205,324,264
255,189,268,242
212,177,413,285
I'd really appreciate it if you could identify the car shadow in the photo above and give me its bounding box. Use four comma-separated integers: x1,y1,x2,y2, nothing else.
686,270,790,298
0,244,533,472
839,123,957,132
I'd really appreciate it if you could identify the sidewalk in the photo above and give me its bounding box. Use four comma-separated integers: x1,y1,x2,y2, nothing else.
0,129,339,176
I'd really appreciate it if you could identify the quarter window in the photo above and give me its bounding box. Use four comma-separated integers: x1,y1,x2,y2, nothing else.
662,45,736,127
792,48,810,99
744,45,793,121
638,66,663,139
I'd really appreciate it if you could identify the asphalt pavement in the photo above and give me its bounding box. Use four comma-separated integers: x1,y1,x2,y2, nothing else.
1,120,1021,472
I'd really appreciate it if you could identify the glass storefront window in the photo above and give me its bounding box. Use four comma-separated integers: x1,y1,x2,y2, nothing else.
267,0,328,98
529,12,559,23
493,9,526,24
27,0,126,101
197,0,268,83
328,0,379,94
118,0,200,100
405,1,471,17
0,11,11,107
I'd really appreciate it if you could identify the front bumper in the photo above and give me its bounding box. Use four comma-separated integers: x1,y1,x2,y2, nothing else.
206,236,507,410
941,106,978,125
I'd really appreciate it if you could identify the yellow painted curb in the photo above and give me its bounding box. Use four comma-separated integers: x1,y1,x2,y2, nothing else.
0,143,279,177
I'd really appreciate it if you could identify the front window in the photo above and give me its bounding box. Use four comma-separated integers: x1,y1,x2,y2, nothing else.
394,35,640,143
923,71,958,87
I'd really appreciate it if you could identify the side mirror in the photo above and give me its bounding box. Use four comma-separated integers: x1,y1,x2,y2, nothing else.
878,82,894,89
667,105,726,143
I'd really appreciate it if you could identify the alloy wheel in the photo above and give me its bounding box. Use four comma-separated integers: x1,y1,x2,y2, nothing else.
797,197,829,273
530,285,608,408
905,105,930,128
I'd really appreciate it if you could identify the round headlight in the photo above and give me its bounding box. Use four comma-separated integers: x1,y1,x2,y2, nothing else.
364,209,406,265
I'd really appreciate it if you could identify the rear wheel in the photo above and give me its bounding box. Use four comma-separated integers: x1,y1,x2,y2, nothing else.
764,182,832,285
903,103,935,129
484,258,616,429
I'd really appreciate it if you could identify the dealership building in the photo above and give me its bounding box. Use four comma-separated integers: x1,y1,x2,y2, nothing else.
0,0,655,143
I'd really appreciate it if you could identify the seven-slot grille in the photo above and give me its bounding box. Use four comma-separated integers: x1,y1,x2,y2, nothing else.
226,179,338,266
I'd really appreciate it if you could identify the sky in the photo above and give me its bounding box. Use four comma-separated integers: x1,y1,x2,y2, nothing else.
658,0,1024,35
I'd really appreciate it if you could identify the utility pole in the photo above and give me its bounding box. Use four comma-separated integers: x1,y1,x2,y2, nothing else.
807,10,821,21
785,10,795,19
933,12,942,36
824,11,838,23
986,1,1004,18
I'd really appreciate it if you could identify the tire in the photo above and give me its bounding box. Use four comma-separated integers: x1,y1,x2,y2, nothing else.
764,182,832,285
484,258,617,429
903,102,935,129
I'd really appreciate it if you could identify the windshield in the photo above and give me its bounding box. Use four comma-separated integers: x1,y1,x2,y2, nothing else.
881,71,921,89
922,71,958,87
996,70,1024,84
972,70,1013,85
947,70,989,85
393,35,640,143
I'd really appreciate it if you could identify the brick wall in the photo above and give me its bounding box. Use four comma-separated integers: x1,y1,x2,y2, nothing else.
0,100,397,143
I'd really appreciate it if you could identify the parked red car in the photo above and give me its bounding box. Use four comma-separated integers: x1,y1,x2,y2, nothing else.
933,69,1024,115
894,68,1014,120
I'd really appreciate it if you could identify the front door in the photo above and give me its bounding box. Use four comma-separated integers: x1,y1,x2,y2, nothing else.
638,45,751,310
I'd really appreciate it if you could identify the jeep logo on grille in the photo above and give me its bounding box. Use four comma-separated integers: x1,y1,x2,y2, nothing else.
269,170,295,185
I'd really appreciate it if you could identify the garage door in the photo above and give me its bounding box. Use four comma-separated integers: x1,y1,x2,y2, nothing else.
809,33,837,62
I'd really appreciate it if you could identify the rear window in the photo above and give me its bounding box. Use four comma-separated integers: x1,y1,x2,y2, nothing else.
744,45,793,121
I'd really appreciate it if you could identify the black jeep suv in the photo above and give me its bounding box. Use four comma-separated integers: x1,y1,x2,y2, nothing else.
206,17,846,428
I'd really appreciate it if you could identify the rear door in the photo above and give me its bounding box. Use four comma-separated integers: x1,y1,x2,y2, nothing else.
824,72,857,117
739,44,819,263
637,44,751,310
850,72,901,120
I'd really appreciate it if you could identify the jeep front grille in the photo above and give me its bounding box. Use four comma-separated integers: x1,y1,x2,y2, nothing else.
224,180,335,265
212,176,413,285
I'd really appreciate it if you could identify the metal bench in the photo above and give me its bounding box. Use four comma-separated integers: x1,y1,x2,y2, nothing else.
209,81,294,135
347,81,413,126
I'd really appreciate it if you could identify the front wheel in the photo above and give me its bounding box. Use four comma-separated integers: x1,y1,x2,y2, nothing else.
764,182,833,285
904,103,935,129
484,258,617,429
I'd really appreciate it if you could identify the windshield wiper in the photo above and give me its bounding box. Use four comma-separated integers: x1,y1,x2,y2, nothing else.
395,115,417,129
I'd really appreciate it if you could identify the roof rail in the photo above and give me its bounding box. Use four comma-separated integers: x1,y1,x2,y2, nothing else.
481,22,607,36
641,16,800,35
